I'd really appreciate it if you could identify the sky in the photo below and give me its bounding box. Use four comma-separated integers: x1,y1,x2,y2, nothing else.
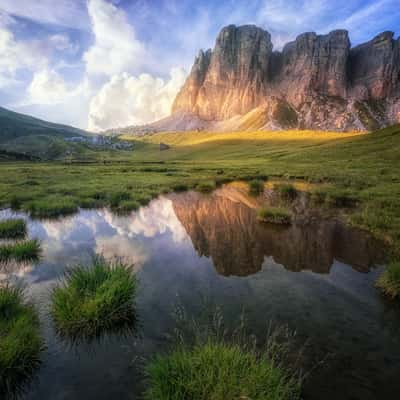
0,0,399,132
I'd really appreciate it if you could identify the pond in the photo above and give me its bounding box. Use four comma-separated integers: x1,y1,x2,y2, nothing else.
1,183,399,400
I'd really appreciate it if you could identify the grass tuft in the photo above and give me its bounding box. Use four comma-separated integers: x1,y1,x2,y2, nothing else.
196,181,216,194
145,306,301,400
0,219,27,239
51,257,137,341
274,184,298,200
376,262,400,300
0,239,41,262
0,285,44,397
27,198,78,219
248,179,265,195
257,207,292,225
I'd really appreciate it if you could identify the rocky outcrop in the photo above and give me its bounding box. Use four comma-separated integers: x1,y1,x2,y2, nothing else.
171,25,400,131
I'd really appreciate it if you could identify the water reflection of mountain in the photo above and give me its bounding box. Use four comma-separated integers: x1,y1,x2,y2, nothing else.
170,189,385,276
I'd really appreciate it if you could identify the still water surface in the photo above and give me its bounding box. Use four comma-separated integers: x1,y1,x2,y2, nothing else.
1,184,399,400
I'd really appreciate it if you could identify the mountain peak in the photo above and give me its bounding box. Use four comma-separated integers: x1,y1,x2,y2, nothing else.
172,24,400,131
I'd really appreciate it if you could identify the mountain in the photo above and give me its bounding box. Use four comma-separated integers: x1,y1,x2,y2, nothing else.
0,106,88,143
168,25,400,132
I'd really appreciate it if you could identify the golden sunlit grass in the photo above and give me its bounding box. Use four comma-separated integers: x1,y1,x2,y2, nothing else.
122,129,361,147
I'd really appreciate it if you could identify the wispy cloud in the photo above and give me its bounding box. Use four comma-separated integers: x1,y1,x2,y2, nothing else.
0,0,89,29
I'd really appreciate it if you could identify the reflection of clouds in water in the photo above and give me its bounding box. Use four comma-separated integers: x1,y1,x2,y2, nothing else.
0,261,35,283
101,197,188,243
95,236,148,270
0,198,189,283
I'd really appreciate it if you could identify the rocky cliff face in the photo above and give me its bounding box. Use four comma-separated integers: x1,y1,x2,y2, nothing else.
171,25,400,131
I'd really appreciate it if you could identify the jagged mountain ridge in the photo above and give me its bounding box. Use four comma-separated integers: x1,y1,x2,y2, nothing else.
153,25,400,133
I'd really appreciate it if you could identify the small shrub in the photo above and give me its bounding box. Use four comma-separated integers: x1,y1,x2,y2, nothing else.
27,198,78,219
137,194,152,206
275,183,297,200
79,197,103,209
257,207,292,225
0,219,27,239
115,200,140,214
248,179,265,195
172,183,188,192
376,262,400,300
10,196,21,210
310,188,327,204
51,257,137,341
196,181,216,194
0,285,44,397
325,191,358,208
109,191,131,208
0,240,41,262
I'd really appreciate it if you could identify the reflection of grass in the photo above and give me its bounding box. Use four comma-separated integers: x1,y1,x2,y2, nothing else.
145,306,301,400
0,219,27,239
248,179,265,195
0,239,41,262
376,262,400,300
257,207,292,225
0,285,44,397
51,257,137,341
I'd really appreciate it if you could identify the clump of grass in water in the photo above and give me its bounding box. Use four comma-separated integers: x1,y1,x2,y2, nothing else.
196,181,216,194
248,179,265,195
0,219,27,239
51,257,137,342
275,183,298,200
145,306,302,400
0,239,41,262
27,198,78,219
0,285,44,397
376,261,400,300
257,207,292,225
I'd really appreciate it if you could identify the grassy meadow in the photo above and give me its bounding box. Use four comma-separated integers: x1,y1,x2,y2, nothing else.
0,126,399,254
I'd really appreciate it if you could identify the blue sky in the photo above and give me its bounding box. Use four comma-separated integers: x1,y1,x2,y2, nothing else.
0,0,399,131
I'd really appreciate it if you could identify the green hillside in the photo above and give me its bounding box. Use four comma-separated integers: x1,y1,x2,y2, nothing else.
0,106,88,143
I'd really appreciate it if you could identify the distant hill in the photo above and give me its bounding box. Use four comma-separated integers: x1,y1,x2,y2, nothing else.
0,106,89,143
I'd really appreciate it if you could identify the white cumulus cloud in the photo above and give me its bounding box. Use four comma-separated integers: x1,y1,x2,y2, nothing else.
84,0,145,77
88,67,186,131
27,69,73,105
0,22,46,86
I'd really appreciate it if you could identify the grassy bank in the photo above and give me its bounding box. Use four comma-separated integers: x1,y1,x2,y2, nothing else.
0,285,44,397
0,218,26,239
376,261,400,299
0,126,399,254
51,257,137,341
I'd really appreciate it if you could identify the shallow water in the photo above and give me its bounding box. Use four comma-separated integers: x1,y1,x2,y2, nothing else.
1,184,399,400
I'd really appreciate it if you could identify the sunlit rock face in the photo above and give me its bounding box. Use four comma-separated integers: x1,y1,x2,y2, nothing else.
172,25,400,131
169,187,384,276
174,25,273,120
